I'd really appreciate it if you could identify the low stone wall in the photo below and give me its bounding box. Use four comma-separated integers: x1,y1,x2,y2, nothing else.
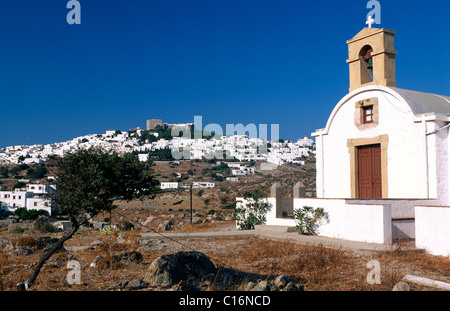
8,222,35,233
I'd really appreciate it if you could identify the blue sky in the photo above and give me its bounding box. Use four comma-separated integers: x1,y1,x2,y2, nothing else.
0,0,449,147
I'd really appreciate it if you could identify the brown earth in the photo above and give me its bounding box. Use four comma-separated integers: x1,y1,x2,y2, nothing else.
1,203,449,292
0,158,449,292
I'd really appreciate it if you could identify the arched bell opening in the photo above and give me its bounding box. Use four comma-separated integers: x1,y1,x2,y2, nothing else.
359,45,374,83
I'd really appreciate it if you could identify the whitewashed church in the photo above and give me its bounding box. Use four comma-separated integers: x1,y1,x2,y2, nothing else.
242,26,450,256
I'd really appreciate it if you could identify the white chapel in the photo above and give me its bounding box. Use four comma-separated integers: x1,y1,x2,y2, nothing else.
261,26,450,256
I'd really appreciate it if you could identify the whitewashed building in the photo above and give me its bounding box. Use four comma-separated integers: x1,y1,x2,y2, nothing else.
261,27,450,256
0,183,56,215
160,182,180,190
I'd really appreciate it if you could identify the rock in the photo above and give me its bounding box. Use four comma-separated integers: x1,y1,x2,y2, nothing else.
35,237,66,253
89,240,105,249
217,267,257,285
143,216,154,226
393,281,411,291
35,237,59,249
0,238,14,253
115,250,143,265
273,274,296,289
106,282,123,291
284,282,304,291
13,246,31,256
158,220,174,232
251,280,272,291
90,255,103,267
123,279,148,290
245,282,256,291
138,239,166,253
169,280,201,291
171,200,184,206
144,251,217,287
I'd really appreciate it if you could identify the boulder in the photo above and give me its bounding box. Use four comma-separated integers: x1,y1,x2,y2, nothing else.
144,251,217,287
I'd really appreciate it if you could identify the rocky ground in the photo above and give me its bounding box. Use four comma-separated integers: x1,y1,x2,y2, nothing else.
0,159,449,292
1,203,449,292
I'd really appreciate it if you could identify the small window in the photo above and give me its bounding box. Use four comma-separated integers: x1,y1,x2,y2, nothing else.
34,202,38,206
363,106,374,124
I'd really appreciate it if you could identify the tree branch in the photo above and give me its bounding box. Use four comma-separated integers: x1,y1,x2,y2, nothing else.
24,223,80,289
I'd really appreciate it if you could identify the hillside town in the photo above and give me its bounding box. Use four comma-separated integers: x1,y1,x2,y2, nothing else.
0,121,315,166
0,121,314,217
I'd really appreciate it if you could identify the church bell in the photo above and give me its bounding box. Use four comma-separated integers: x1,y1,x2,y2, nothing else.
363,48,373,70
366,58,373,70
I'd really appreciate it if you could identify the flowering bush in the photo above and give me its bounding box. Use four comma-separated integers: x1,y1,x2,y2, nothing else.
293,206,328,235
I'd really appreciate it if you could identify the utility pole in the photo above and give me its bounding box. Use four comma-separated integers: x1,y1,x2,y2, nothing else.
190,184,193,224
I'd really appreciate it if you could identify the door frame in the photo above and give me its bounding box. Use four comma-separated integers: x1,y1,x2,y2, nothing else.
347,134,389,199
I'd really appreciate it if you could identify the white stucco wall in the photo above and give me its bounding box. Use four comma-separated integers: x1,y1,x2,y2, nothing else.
316,87,432,200
294,198,392,244
415,206,450,257
435,121,449,205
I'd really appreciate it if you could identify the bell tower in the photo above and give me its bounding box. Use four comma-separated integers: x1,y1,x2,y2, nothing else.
346,27,397,92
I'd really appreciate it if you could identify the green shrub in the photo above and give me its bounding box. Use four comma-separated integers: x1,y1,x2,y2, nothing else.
14,208,49,221
235,189,269,230
293,206,328,235
223,203,236,210
38,222,58,233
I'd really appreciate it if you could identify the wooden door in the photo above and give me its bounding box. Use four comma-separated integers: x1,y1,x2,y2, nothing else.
357,144,382,199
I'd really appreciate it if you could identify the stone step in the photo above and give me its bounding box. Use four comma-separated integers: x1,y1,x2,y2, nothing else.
254,225,297,233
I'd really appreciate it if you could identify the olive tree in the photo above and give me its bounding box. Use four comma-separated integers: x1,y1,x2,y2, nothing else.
21,148,158,289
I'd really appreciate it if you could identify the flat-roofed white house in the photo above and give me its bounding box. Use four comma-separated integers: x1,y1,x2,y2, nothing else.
0,183,56,215
181,182,215,189
160,182,180,190
247,26,450,256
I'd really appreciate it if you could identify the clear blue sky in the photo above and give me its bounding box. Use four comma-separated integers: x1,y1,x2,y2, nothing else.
0,0,449,147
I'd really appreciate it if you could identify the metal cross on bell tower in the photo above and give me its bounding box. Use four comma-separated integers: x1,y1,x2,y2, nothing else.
366,15,375,28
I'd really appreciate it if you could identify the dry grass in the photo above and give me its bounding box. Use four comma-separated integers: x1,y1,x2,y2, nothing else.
0,227,449,291
195,237,450,291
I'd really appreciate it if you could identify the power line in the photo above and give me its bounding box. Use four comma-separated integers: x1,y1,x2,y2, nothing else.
111,209,236,271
